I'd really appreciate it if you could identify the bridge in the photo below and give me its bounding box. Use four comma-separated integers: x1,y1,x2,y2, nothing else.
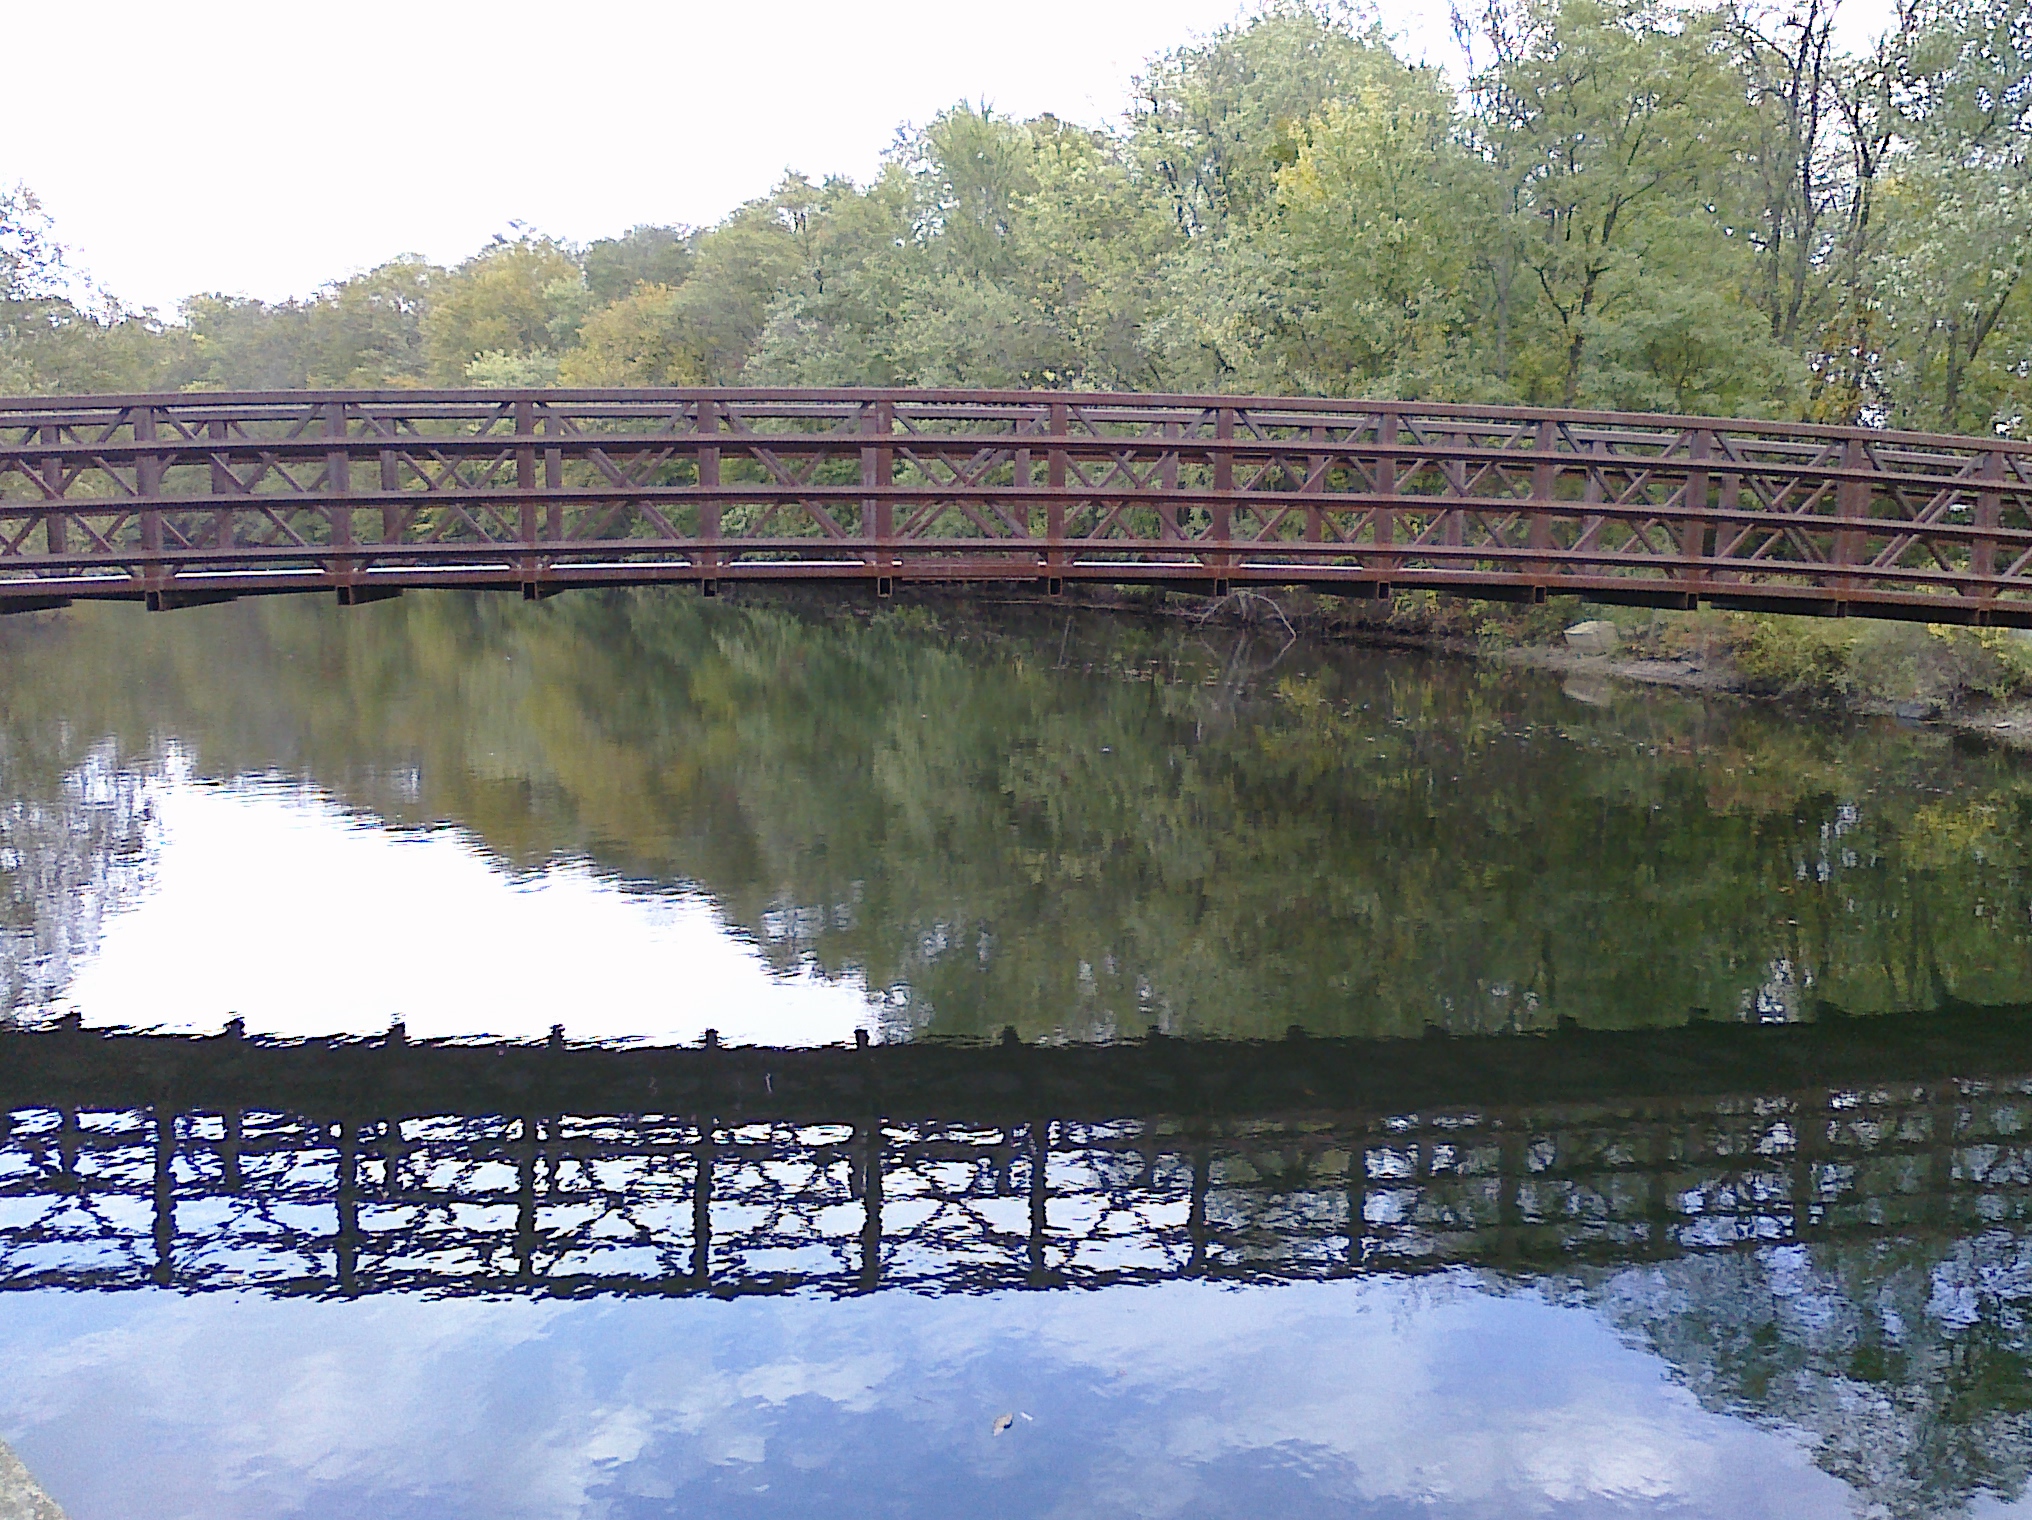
3,1010,2029,1298
2,389,2030,622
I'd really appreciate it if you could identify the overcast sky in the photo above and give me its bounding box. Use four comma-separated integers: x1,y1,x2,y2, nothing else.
7,0,1901,316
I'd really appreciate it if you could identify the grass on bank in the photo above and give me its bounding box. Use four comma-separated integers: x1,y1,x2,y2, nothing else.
1491,599,2032,711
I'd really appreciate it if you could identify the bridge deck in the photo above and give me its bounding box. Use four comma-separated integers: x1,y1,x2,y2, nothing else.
3,389,2030,623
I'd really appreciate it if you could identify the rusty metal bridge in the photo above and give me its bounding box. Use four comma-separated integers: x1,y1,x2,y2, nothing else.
3,1010,2029,1299
4,389,2032,622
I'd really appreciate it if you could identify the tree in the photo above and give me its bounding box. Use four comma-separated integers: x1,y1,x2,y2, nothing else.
1466,0,1786,405
1876,0,2032,432
1128,1,1411,238
584,225,694,304
1222,74,1491,396
1730,0,1852,351
0,1,2024,433
421,235,583,385
563,187,811,386
0,184,66,304
0,183,173,395
298,257,436,387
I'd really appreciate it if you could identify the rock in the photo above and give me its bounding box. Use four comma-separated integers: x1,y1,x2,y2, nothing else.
1893,699,1942,722
1563,620,1622,658
0,1441,67,1520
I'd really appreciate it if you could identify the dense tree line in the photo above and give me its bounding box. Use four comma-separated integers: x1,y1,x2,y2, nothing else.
2,0,2029,434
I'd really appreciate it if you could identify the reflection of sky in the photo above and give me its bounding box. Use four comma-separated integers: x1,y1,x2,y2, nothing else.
0,1275,1877,1520
47,774,872,1047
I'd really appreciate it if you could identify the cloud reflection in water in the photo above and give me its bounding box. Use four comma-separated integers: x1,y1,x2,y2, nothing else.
0,1274,1857,1520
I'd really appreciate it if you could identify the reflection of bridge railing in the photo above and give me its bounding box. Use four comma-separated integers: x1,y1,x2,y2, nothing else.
4,390,2032,623
3,1013,2030,1297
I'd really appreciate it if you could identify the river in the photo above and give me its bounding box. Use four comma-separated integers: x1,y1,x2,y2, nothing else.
1,589,2029,1518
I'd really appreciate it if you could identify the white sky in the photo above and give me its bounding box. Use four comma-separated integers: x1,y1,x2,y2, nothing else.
5,0,1901,317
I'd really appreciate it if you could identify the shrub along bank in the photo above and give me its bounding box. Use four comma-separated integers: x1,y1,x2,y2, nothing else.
1059,584,2032,719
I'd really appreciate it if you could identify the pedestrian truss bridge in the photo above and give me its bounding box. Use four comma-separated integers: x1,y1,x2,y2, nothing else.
2,389,2031,622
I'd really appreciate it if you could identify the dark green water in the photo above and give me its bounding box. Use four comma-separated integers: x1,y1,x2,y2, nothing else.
2,590,2031,1520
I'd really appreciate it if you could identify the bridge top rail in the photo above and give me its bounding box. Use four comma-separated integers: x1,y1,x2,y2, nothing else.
0,387,2027,459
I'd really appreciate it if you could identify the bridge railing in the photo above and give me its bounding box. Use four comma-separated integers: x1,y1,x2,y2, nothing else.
2,389,2029,622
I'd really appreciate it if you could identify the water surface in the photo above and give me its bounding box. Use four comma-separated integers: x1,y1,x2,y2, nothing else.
1,590,2029,1519
4,591,2027,1039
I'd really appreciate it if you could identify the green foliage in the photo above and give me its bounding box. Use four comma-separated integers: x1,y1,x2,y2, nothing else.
0,184,66,304
0,0,2025,424
1875,0,2032,432
583,225,693,304
422,236,582,384
1726,615,2032,704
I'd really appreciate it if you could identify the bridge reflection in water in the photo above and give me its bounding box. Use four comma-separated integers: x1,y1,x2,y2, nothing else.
3,1012,2029,1300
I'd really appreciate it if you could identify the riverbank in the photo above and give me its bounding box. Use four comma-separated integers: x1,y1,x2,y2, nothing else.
946,581,2032,746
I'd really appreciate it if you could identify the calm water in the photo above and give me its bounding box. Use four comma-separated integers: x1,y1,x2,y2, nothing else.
2,590,2031,1519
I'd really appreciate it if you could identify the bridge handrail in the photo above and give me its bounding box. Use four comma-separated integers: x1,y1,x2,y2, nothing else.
1,387,2026,458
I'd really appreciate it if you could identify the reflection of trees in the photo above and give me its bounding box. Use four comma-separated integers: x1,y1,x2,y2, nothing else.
2,591,2030,1037
1584,1234,2032,1518
0,737,158,1014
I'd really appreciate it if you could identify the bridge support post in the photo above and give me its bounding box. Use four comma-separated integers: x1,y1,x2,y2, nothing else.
697,398,720,592
1373,411,1398,579
1644,1118,1674,1257
152,1104,176,1287
38,424,65,559
691,1127,715,1291
1497,1127,1524,1266
326,401,356,595
1346,1127,1368,1271
1530,419,1557,583
544,410,563,549
515,400,542,597
1027,1118,1054,1286
1789,1088,1826,1243
1305,422,1327,551
135,405,166,602
1927,1081,1960,1232
208,417,235,563
1679,428,1711,601
1186,1140,1211,1277
1834,435,1869,600
1047,401,1068,586
337,1118,361,1294
858,1120,883,1290
862,399,893,589
1712,439,1740,588
1973,450,2003,606
222,1106,244,1193
379,427,403,556
1211,408,1235,587
1161,420,1182,542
